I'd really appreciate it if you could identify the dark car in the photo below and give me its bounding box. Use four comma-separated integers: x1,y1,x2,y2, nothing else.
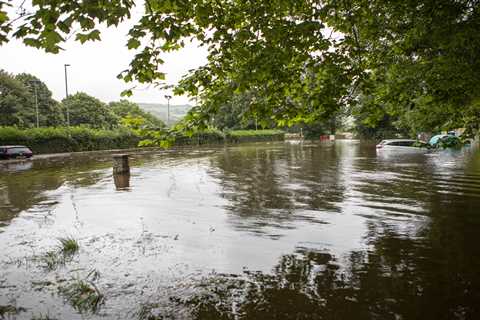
0,145,33,160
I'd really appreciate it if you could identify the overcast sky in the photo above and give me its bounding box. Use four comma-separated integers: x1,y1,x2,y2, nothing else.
1,9,207,106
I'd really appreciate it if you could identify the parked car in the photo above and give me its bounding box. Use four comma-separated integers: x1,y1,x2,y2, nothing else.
376,139,427,150
0,145,33,160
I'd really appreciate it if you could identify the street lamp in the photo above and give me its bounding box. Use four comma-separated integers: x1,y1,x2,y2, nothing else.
164,95,172,126
64,64,71,126
28,80,41,128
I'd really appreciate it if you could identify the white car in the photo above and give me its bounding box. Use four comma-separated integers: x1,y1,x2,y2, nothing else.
376,139,423,150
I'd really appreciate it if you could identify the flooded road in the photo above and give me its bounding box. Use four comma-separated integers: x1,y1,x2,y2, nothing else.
1,141,480,319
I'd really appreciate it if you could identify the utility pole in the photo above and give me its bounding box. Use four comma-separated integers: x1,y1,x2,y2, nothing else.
164,95,172,126
29,80,40,128
34,84,39,128
64,64,71,126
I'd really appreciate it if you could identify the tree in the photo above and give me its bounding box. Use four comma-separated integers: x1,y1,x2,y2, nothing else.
109,99,165,129
0,70,35,127
15,73,65,127
62,92,118,129
1,1,479,135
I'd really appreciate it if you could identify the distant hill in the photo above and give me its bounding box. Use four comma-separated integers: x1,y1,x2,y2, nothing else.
137,103,192,124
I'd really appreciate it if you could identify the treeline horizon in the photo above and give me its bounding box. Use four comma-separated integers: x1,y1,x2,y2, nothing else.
0,69,165,130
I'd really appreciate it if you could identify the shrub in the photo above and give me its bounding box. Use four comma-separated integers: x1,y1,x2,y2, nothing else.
0,126,143,154
174,128,225,146
225,129,285,143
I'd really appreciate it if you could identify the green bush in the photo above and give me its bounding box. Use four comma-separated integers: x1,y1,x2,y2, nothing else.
0,126,142,154
226,129,285,143
174,128,225,146
0,127,286,154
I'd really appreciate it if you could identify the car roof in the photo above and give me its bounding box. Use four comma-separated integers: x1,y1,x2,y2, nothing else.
381,139,416,142
0,145,29,148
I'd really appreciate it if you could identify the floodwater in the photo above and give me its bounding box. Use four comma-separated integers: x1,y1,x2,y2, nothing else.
1,141,480,320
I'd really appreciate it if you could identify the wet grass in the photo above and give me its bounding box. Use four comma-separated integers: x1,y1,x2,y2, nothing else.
136,303,161,320
31,313,57,320
39,237,80,271
39,250,66,271
0,305,27,318
59,270,104,314
4,237,80,271
59,280,104,313
57,237,79,256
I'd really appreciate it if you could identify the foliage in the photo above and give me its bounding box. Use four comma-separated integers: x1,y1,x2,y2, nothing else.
175,127,225,146
0,126,142,154
109,100,165,129
15,73,65,126
0,69,35,127
2,0,479,135
0,70,65,128
62,92,118,129
226,130,285,143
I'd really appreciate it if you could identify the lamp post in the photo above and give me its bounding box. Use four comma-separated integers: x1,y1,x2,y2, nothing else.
28,80,41,128
164,95,172,126
64,64,71,126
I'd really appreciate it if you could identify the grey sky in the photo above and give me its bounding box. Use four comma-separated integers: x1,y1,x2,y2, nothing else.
1,15,207,105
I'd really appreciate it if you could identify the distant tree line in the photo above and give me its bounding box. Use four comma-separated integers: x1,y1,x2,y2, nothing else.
0,70,165,130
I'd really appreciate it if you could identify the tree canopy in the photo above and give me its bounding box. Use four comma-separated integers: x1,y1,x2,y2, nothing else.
62,92,118,129
0,70,64,127
1,0,479,136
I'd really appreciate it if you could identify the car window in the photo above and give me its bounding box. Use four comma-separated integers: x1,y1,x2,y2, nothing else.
386,141,414,146
386,141,401,146
6,147,31,154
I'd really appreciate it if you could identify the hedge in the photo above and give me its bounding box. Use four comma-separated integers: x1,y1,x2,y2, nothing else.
226,130,285,143
0,127,286,155
174,128,225,146
0,126,142,154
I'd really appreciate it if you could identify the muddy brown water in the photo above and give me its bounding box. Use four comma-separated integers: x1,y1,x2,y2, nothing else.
1,141,480,320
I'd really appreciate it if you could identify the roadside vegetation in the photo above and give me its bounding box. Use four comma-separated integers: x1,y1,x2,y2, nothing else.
2,1,480,145
0,126,142,154
226,130,285,143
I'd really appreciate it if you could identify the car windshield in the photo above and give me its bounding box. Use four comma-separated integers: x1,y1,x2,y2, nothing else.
6,147,31,154
385,141,414,146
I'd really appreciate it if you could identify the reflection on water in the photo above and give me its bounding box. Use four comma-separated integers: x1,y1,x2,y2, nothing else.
0,142,480,319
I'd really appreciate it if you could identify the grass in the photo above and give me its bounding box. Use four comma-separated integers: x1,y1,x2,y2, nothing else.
39,250,66,271
0,305,26,318
37,237,80,271
136,303,161,320
31,313,57,320
59,279,105,314
58,237,80,256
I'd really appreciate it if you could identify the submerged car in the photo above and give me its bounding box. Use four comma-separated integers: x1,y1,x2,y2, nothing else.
0,145,33,159
376,139,424,150
428,134,464,148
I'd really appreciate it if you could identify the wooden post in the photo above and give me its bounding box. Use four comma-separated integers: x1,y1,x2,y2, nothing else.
113,154,130,174
114,172,130,189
